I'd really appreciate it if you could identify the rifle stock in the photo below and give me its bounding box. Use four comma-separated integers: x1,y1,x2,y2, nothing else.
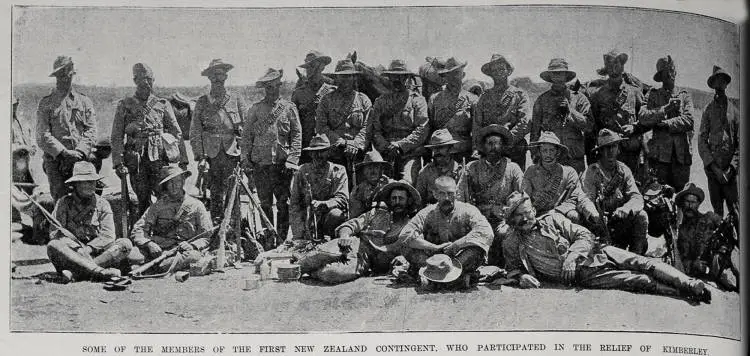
120,174,130,241
215,164,242,271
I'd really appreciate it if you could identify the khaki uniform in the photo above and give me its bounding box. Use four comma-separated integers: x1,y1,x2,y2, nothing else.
531,89,594,173
474,85,531,167
639,87,694,190
291,81,336,151
36,89,97,200
414,161,463,208
111,94,188,214
289,162,349,239
349,175,392,219
523,163,596,222
698,96,739,216
315,89,372,165
428,89,478,159
190,92,247,220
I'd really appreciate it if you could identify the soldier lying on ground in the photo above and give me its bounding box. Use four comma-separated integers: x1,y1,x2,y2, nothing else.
502,191,712,303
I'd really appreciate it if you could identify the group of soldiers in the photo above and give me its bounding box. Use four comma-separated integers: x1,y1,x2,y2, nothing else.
12,49,738,301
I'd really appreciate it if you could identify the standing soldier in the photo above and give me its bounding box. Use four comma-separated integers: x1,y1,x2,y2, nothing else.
531,58,594,173
371,59,429,184
474,54,531,168
292,51,336,155
190,59,247,221
589,50,646,177
699,66,739,217
639,55,694,191
289,134,349,241
414,129,464,207
428,57,477,162
457,125,524,266
315,58,371,175
111,63,188,215
243,68,302,242
36,56,97,201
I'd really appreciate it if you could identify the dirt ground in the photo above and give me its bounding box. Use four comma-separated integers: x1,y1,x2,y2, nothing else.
10,242,740,338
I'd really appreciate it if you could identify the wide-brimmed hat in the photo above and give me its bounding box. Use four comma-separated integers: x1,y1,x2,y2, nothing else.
437,57,467,75
49,56,75,77
65,161,102,183
675,182,705,205
529,131,569,158
503,191,531,217
95,137,111,148
597,49,629,76
591,128,626,153
481,54,514,77
157,164,192,186
707,65,731,89
302,134,332,151
382,59,416,76
424,129,460,148
419,254,462,283
299,50,332,69
376,180,422,211
540,58,576,83
201,59,234,76
256,68,284,88
477,124,512,146
355,150,392,173
419,57,445,84
327,59,361,76
653,55,676,82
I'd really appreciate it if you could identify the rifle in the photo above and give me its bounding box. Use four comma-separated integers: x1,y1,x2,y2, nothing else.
662,194,683,272
348,155,357,187
120,172,130,241
215,163,242,272
303,173,319,241
240,169,280,249
129,225,221,279
592,186,611,244
195,159,209,199
20,190,85,248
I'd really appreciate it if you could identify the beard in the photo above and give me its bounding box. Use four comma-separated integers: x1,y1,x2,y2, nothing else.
438,200,454,214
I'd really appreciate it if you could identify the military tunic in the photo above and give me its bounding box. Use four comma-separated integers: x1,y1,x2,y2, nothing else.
523,163,596,219
291,80,336,151
473,84,531,167
111,94,188,214
699,96,739,216
414,160,463,207
531,89,594,173
457,157,523,225
289,162,349,239
678,211,722,276
315,89,372,164
36,89,97,200
349,175,392,219
428,88,478,158
400,201,493,256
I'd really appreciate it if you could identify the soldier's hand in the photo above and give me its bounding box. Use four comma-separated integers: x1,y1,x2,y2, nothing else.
80,245,94,258
712,165,729,185
361,230,386,240
519,274,541,289
693,260,709,276
442,242,460,255
337,237,353,252
612,208,628,220
179,161,188,170
62,149,85,161
283,162,299,176
724,167,736,181
344,144,359,159
178,241,194,252
145,241,163,258
115,164,129,178
311,200,329,213
561,254,577,284
621,124,635,136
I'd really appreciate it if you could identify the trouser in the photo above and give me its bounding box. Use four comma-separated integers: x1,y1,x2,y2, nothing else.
47,238,132,280
478,207,506,267
127,244,203,274
299,236,400,284
705,169,739,217
403,246,485,286
254,163,293,243
43,155,80,201
608,210,649,255
126,156,166,216
650,158,690,192
577,245,701,297
208,150,241,223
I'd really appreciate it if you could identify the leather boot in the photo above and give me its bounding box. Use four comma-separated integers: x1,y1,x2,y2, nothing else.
651,262,710,303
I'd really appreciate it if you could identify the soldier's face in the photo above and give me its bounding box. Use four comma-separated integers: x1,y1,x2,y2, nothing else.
548,72,569,85
387,75,408,92
490,64,510,81
362,165,382,184
609,60,624,77
599,144,619,167
335,75,356,91
263,80,282,97
539,144,559,165
713,77,729,91
307,61,325,77
134,74,154,92
208,70,228,84
662,69,677,85
74,181,97,199
681,194,701,217
389,189,409,214
310,150,329,165
483,135,505,159
432,146,452,166
56,71,74,89
13,156,28,173
164,176,185,198
511,200,536,232
440,70,464,88
434,182,457,213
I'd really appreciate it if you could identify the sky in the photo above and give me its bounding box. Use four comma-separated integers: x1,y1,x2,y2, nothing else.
12,5,741,96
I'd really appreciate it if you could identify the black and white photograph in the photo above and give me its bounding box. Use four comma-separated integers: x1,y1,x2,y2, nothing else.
7,1,744,352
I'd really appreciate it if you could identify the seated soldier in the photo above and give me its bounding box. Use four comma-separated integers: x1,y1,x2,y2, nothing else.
127,165,215,274
676,183,738,292
582,129,649,255
414,129,463,208
296,180,421,284
524,131,599,224
349,150,393,218
289,134,349,241
46,162,132,282
502,191,711,303
395,176,493,289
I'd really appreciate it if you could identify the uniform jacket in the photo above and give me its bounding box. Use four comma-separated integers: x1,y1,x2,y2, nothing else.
589,80,646,152
523,163,596,217
315,89,372,150
639,86,694,165
289,161,349,238
51,194,115,254
473,84,531,153
191,92,247,158
414,160,463,207
349,175,392,218
457,157,523,222
336,207,409,247
400,201,494,254
678,211,722,277
699,96,739,172
130,193,213,250
36,89,97,159
371,91,429,156
428,88,478,155
582,161,643,214
242,97,302,165
531,89,594,160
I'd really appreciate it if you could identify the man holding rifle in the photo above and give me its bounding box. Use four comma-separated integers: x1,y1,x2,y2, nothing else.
126,165,214,274
46,162,133,282
582,129,648,255
242,68,301,243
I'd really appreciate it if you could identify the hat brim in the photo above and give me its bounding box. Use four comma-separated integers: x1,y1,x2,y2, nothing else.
529,141,570,158
424,139,461,148
299,56,332,68
478,126,513,146
302,145,331,151
382,70,416,76
707,72,731,89
675,187,705,205
256,74,283,88
437,63,467,75
376,181,421,210
49,65,75,77
481,60,513,77
419,258,463,283
591,138,627,153
540,70,576,83
327,70,361,76
201,63,234,76
65,174,103,184
355,160,392,172
158,170,192,186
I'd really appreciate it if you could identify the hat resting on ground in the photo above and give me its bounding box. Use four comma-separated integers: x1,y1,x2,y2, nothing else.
201,59,234,77
424,129,460,148
707,65,731,89
591,128,626,153
477,124,512,147
65,161,102,183
529,131,569,158
419,254,463,283
675,182,705,205
158,164,192,186
256,68,284,87
376,180,421,211
481,54,514,77
299,50,332,69
302,134,332,151
49,56,75,77
653,55,676,82
540,58,576,83
437,57,468,75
